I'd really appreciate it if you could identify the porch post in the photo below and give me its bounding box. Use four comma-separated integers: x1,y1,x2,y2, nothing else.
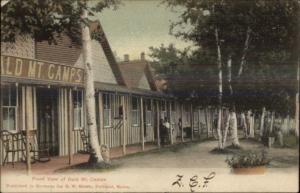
169,101,173,144
25,86,32,175
140,97,145,151
191,103,194,141
205,108,209,138
156,100,161,148
181,103,184,142
150,98,154,141
122,95,127,155
68,88,73,165
98,92,104,145
198,108,201,139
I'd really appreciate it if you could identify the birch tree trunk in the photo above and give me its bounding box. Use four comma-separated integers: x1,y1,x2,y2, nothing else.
295,59,299,137
222,113,230,147
231,112,239,146
226,56,240,146
241,113,248,138
215,27,223,149
259,107,266,139
247,110,254,138
270,111,275,134
223,112,240,147
237,26,251,77
81,9,103,163
204,107,209,138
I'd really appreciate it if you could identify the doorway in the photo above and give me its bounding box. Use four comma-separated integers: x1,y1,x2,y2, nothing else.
36,88,59,156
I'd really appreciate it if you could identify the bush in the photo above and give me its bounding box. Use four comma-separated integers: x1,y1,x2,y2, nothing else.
225,150,270,168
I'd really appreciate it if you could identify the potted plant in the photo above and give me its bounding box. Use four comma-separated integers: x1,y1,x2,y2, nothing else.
225,150,270,174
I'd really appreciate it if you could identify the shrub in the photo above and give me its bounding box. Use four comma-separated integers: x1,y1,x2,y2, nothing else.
225,150,270,168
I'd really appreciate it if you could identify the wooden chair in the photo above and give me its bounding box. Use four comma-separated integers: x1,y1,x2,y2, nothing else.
79,129,91,153
1,130,26,167
21,130,50,163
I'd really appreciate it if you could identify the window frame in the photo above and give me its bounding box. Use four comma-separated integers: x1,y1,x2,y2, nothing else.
185,105,190,124
73,90,84,130
1,85,18,131
103,93,112,128
170,101,176,124
131,97,140,126
146,99,152,126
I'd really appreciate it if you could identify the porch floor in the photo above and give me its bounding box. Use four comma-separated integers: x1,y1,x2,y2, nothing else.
1,143,158,174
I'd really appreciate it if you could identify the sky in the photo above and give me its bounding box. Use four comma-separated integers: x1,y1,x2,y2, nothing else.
92,0,192,61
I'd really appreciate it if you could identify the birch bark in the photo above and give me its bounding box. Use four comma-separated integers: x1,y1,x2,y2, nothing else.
241,113,248,138
231,112,239,146
237,26,251,77
215,27,223,149
259,107,266,139
295,59,299,137
223,111,240,147
81,9,103,163
247,110,254,138
226,56,240,146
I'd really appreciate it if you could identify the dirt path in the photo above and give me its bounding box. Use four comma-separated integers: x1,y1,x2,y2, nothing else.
111,139,299,169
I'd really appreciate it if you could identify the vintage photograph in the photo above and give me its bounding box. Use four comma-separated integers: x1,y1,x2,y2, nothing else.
0,0,299,192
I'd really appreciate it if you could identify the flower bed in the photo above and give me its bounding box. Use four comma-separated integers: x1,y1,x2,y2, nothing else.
225,150,270,175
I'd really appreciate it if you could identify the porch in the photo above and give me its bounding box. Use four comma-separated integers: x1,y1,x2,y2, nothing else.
1,143,158,174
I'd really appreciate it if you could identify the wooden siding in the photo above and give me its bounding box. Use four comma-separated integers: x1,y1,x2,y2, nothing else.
90,40,118,84
97,93,156,148
1,85,191,165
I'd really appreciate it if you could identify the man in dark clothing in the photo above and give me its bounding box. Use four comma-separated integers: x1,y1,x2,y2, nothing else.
159,118,167,145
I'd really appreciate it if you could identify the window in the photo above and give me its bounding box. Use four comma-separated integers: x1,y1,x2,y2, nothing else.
193,111,198,124
171,101,176,111
73,90,83,130
103,93,111,127
160,100,167,119
132,97,139,126
146,99,152,125
161,100,166,111
185,105,190,123
1,85,17,131
171,101,176,124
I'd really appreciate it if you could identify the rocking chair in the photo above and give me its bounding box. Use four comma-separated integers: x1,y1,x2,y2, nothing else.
21,130,50,163
1,130,26,167
79,129,91,153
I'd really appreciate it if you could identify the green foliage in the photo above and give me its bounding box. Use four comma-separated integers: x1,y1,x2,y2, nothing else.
164,0,299,62
225,150,270,168
160,0,299,115
148,43,190,75
1,0,119,44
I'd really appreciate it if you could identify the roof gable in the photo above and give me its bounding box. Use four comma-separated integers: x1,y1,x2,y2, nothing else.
118,60,157,91
89,21,126,86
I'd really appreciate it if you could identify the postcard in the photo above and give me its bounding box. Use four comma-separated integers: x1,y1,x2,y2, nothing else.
1,0,299,192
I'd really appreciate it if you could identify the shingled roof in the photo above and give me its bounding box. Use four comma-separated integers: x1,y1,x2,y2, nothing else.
118,59,157,91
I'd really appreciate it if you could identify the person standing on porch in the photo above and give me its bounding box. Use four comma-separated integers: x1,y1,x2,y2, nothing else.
159,119,167,145
163,117,171,144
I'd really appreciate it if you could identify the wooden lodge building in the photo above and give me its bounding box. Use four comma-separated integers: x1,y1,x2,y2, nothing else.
0,19,202,165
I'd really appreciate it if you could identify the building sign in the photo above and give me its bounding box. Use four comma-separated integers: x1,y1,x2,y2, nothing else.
1,55,84,85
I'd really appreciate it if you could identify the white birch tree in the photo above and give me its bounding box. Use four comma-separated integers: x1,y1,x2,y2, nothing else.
295,59,299,137
215,27,224,149
81,8,104,163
